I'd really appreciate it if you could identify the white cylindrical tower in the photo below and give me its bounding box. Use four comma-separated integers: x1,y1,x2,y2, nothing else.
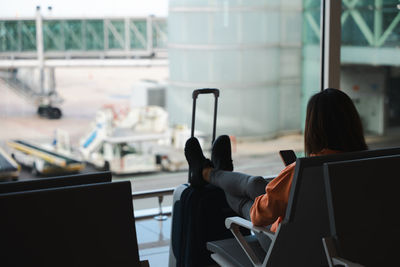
167,0,301,138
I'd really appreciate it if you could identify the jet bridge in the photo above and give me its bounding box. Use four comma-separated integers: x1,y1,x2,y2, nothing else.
0,7,168,119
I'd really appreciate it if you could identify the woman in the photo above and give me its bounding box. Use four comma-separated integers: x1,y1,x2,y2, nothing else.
184,88,368,232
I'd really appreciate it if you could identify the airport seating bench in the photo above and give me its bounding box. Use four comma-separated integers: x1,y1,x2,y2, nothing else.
207,147,400,267
0,180,148,267
0,171,112,194
322,154,400,267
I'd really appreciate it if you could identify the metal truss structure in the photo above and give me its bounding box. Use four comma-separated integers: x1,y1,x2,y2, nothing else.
0,14,167,62
0,9,168,118
304,0,400,48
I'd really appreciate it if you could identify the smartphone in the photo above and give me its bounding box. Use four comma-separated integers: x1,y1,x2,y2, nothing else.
279,150,297,166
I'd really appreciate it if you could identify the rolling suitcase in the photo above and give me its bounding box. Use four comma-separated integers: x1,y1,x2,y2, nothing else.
168,89,247,267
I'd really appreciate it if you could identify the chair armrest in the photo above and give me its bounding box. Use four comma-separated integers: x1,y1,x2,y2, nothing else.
263,175,276,182
225,216,275,266
225,216,275,239
332,257,365,267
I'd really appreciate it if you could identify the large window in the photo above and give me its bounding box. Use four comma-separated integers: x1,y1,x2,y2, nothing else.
339,1,400,140
2,0,399,201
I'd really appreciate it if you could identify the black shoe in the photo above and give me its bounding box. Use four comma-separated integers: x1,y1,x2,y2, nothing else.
211,135,233,171
184,137,213,187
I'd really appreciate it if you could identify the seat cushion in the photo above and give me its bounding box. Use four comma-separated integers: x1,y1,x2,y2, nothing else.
207,235,266,267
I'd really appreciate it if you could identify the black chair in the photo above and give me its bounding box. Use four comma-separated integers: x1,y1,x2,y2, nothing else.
0,180,148,267
322,155,400,267
0,171,112,194
207,147,400,267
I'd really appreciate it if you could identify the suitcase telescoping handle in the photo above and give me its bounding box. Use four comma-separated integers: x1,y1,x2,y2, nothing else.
191,88,220,144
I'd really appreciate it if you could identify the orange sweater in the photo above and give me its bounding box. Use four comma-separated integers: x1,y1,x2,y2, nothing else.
250,149,338,232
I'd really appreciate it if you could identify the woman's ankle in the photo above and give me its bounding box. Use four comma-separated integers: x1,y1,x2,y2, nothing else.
202,167,213,183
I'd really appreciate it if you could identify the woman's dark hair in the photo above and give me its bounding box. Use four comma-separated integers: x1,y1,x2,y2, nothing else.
304,88,368,156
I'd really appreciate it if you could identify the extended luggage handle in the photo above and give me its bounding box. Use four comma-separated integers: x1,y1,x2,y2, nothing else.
191,88,220,144
192,88,220,99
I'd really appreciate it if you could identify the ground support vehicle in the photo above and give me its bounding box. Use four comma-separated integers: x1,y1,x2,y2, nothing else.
7,140,85,176
80,130,188,175
0,147,20,180
79,105,202,175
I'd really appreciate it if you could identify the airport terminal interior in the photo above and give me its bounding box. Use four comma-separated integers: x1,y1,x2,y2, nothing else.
1,0,400,266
